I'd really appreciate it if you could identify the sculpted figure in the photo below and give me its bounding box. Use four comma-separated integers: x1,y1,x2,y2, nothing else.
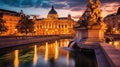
74,0,106,29
94,0,101,20
85,0,102,26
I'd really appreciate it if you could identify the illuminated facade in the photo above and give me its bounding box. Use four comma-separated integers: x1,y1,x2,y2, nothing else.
0,9,20,35
0,6,76,36
33,6,76,35
104,7,120,34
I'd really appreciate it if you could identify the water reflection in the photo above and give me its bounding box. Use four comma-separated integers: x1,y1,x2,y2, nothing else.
66,51,69,66
14,50,19,67
109,41,120,50
44,42,48,63
54,41,58,61
33,45,38,67
0,39,97,67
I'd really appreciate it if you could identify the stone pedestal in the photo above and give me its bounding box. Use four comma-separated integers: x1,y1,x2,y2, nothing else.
74,27,106,44
72,0,107,48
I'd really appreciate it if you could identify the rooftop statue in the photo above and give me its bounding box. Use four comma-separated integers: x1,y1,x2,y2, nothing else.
75,0,107,29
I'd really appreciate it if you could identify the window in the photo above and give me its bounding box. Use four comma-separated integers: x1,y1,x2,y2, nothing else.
37,26,39,29
59,25,61,28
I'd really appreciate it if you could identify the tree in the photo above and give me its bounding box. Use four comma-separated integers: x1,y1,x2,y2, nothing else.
0,13,8,33
16,15,35,35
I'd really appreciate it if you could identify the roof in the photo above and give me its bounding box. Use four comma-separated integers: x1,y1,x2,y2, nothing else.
48,6,57,14
105,13,116,18
58,17,68,20
0,9,19,16
117,7,120,15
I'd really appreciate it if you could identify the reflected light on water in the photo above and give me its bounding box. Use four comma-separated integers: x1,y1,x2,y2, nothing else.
66,40,69,46
0,39,97,67
14,50,19,67
66,52,69,65
54,41,59,60
44,42,48,63
33,45,38,67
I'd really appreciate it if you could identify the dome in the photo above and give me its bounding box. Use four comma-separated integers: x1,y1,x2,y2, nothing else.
47,5,58,19
48,6,57,14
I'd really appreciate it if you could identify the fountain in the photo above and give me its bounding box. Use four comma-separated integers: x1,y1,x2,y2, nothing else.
69,0,107,49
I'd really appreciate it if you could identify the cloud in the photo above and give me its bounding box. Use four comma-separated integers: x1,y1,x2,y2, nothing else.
103,2,120,12
0,0,120,20
0,0,120,10
72,15,81,19
101,0,120,3
101,2,120,17
71,7,82,11
67,0,87,7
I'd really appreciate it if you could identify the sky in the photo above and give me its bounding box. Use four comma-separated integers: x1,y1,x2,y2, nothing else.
0,0,120,20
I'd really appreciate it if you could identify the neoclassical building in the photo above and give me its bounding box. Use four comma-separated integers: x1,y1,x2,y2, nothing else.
34,6,76,35
0,6,76,36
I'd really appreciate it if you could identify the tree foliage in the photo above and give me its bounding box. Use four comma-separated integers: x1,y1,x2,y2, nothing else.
16,15,35,34
0,13,8,33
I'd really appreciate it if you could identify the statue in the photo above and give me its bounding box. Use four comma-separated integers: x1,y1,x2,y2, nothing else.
74,0,106,29
74,17,88,28
86,0,101,26
70,0,107,49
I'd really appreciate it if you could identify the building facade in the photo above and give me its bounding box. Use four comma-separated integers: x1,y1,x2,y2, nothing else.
104,7,120,34
0,6,76,36
0,9,20,35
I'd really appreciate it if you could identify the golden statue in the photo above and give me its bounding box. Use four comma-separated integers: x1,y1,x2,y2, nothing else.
74,0,107,29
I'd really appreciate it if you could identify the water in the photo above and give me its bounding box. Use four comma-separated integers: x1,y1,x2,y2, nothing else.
109,40,120,50
0,39,97,67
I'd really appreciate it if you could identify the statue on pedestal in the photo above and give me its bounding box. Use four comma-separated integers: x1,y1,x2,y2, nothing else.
70,0,107,49
74,0,107,29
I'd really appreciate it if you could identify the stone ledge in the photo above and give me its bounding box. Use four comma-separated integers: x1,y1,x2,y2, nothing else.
95,48,110,67
0,37,60,49
99,43,120,67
